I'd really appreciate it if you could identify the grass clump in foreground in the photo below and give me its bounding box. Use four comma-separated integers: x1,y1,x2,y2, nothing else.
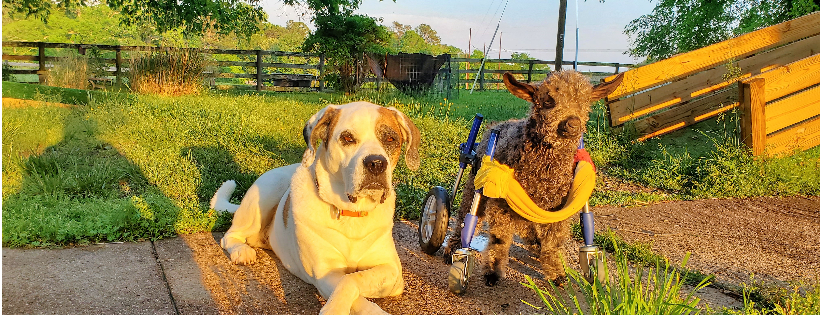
724,285,820,315
522,242,709,315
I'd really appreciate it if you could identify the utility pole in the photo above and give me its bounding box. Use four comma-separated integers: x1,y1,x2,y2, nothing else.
555,0,568,71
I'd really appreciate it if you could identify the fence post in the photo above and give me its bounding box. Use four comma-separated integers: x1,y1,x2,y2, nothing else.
115,47,122,85
614,63,621,74
739,78,766,156
527,60,534,83
318,53,325,92
255,50,263,91
479,67,485,91
37,42,46,84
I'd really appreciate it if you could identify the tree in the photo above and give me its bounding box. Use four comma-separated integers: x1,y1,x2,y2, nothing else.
2,0,268,37
391,22,411,38
302,13,390,92
285,0,391,92
625,0,820,61
414,24,440,45
397,30,428,53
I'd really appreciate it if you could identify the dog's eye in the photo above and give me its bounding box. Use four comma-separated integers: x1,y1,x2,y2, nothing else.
341,134,356,144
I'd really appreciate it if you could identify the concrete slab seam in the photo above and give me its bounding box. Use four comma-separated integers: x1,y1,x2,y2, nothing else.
151,240,181,315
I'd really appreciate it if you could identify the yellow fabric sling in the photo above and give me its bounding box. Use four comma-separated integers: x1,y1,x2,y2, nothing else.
473,155,596,224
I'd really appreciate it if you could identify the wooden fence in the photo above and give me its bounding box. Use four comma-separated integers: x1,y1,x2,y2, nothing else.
2,41,325,91
450,58,632,90
603,12,820,156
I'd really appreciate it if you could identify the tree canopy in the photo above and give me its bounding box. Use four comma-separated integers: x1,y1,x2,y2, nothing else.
2,0,268,37
625,0,820,61
2,4,309,50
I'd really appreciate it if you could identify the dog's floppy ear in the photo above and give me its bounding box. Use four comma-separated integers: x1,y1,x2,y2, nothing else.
387,107,421,171
302,105,340,166
503,72,537,103
591,73,624,102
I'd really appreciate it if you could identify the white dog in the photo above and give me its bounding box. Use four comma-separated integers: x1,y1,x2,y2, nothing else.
211,101,420,315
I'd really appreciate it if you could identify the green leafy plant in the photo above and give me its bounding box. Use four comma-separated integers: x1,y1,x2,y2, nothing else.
522,244,709,315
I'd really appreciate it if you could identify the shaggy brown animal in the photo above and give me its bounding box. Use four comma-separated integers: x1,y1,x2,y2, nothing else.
444,70,623,286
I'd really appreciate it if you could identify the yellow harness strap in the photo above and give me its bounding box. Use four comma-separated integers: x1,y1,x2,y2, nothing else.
473,155,596,224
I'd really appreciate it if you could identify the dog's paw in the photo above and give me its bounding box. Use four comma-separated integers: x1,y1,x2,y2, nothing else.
319,301,350,315
484,272,501,287
228,244,257,265
351,298,389,315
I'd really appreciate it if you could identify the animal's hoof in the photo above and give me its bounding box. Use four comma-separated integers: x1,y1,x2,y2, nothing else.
229,244,257,265
484,272,501,287
551,275,568,287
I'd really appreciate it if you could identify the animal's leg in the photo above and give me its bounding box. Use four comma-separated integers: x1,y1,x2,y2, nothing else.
482,201,515,287
536,220,570,284
220,173,288,265
317,264,402,315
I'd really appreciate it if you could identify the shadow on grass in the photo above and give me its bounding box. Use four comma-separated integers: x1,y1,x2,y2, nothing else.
2,104,180,247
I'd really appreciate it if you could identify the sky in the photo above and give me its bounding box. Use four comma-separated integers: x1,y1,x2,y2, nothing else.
261,0,657,68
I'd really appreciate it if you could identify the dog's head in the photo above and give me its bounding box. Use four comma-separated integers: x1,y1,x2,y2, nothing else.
301,101,420,208
503,71,623,146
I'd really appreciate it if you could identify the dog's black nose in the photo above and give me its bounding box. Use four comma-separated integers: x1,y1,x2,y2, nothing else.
364,155,388,175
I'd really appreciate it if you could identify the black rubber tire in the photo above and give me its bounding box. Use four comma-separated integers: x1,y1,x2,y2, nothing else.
418,186,450,255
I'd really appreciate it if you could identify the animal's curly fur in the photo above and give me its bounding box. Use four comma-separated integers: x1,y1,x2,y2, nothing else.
444,70,623,286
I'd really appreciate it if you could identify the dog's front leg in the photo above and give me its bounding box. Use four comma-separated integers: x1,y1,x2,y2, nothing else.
317,264,401,315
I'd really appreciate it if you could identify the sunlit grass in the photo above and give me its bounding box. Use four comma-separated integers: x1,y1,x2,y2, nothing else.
2,82,818,247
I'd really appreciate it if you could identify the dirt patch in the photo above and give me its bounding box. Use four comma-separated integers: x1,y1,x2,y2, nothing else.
592,196,820,285
160,195,820,314
2,97,74,109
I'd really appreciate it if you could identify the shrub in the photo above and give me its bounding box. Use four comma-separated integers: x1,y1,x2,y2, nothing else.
3,61,17,82
128,49,208,96
44,52,90,89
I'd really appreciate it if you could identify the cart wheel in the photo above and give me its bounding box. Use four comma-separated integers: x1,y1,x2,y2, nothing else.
418,186,450,255
448,261,469,294
448,248,475,295
579,246,607,284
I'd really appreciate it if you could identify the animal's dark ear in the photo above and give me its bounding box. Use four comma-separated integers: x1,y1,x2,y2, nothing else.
591,73,624,102
503,72,536,103
387,107,421,171
302,105,339,166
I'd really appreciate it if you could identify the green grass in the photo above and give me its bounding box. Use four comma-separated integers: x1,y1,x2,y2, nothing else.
2,82,819,248
522,242,709,315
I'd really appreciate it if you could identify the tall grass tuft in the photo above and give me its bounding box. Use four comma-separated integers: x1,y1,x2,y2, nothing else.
128,49,207,96
45,52,90,90
522,243,709,315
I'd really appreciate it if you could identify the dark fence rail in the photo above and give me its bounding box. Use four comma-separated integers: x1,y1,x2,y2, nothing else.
2,41,325,91
446,57,634,91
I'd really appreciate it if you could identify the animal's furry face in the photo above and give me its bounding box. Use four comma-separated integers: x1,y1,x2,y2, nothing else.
503,70,624,147
528,71,594,146
302,102,420,210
